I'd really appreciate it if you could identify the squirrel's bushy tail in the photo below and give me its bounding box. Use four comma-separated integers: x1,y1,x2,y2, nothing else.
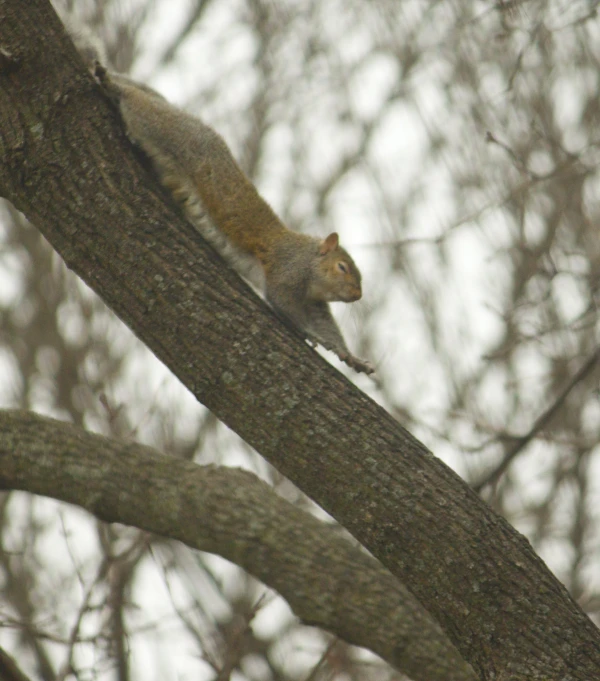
58,11,109,69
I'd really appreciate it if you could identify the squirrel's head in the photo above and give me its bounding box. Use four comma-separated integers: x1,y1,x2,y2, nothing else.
310,232,362,303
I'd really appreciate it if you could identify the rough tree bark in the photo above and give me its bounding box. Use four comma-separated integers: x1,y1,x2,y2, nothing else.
0,409,476,681
0,1,599,679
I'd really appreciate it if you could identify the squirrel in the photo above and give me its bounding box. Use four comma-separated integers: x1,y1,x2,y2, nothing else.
68,23,374,374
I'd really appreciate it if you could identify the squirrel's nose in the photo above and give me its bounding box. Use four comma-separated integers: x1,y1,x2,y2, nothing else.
349,286,362,302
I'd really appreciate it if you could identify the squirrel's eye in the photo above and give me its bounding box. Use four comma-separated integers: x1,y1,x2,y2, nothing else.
337,261,349,274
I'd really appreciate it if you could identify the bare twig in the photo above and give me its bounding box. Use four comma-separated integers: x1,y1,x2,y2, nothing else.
214,593,268,681
303,637,339,681
474,346,600,492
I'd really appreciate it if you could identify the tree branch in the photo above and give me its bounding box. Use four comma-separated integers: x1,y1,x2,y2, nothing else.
474,346,600,492
1,2,600,678
0,409,475,681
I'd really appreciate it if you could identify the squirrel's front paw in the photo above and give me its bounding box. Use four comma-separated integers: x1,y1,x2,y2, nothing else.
341,353,375,375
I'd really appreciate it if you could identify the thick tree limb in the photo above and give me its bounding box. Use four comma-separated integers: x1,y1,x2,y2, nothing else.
0,409,475,681
1,2,599,679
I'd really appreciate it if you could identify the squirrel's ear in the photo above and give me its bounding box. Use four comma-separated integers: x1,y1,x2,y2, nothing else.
319,232,339,255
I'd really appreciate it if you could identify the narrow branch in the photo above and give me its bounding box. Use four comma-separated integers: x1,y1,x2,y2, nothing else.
474,346,600,492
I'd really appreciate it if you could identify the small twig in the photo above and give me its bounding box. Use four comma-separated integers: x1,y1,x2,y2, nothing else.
55,560,106,681
474,346,600,493
151,547,220,671
485,131,541,180
303,637,338,681
214,593,268,681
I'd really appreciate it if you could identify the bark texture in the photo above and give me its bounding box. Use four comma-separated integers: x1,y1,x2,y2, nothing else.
0,2,599,679
0,409,476,681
